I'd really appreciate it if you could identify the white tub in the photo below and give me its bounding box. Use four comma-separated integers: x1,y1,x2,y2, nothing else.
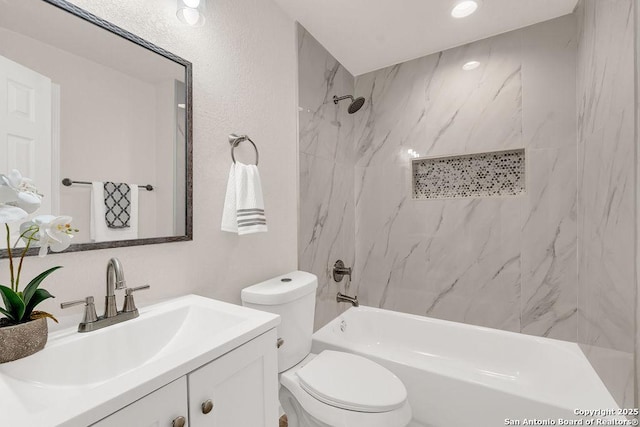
312,306,625,427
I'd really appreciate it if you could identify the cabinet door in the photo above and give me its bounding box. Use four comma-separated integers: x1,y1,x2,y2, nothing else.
92,377,188,427
188,329,279,427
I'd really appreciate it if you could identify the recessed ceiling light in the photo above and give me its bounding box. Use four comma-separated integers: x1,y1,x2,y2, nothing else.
451,1,479,18
462,61,481,71
176,0,206,26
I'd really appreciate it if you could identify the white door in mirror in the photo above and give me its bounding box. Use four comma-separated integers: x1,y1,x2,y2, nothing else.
0,54,54,225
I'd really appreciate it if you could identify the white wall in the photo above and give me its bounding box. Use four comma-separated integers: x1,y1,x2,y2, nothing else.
0,0,298,325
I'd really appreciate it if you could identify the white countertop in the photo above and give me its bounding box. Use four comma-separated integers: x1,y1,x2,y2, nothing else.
0,294,280,427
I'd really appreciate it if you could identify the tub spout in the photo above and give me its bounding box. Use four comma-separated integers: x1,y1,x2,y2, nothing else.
337,292,359,307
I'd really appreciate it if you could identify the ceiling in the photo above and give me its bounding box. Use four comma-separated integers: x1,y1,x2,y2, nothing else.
272,0,579,76
0,0,184,84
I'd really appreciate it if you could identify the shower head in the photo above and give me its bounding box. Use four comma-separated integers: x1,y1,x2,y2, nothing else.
348,97,365,114
333,95,366,114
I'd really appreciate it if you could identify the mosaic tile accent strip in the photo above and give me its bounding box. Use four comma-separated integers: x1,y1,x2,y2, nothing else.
412,149,525,199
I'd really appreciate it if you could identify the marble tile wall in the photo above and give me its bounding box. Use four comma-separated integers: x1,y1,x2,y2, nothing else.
576,0,636,408
297,26,356,330
298,3,638,408
352,15,578,339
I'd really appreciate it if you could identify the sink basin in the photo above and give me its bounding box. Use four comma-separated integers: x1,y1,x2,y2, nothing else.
0,294,280,426
1,303,245,386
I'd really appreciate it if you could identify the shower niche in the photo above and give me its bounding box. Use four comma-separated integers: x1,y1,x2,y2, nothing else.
411,148,525,200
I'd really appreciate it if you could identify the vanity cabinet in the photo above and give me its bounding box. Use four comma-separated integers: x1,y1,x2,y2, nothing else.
92,377,188,427
188,329,279,426
92,330,278,427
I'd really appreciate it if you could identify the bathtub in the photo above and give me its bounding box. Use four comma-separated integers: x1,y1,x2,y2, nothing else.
311,306,625,427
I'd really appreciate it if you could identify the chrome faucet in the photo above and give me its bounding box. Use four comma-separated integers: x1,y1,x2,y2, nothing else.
337,292,359,307
60,258,150,333
105,257,126,318
333,260,358,307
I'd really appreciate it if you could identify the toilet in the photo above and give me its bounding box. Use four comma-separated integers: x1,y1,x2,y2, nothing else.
241,271,412,427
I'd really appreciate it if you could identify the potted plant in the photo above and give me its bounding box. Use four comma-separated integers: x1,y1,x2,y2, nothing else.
0,170,76,363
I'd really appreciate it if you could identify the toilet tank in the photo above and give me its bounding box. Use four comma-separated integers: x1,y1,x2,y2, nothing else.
241,271,317,373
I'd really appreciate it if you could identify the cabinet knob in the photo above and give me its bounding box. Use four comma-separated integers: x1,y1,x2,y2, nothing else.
172,416,186,427
202,399,214,414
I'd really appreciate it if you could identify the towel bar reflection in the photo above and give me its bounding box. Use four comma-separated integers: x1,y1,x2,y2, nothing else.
228,133,259,165
62,178,154,191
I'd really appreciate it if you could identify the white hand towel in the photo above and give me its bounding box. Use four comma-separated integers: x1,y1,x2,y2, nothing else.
221,162,267,235
90,182,139,242
221,165,238,232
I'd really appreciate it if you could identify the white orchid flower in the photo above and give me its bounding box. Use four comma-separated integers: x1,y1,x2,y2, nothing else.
3,170,37,193
0,170,42,222
20,215,75,257
0,205,28,224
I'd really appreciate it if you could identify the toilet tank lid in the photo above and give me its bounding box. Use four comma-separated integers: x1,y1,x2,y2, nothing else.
241,271,318,305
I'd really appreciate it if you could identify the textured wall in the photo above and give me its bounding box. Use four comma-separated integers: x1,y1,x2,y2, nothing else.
350,15,578,339
297,26,356,329
576,0,636,408
0,0,299,328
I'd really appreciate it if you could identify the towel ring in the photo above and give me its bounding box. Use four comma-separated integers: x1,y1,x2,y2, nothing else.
228,133,259,165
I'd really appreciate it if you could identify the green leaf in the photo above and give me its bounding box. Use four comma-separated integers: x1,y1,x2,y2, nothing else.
0,285,25,322
23,289,55,321
22,266,62,307
0,306,13,320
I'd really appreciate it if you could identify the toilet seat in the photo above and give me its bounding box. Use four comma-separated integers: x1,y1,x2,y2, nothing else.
296,350,407,413
280,352,412,427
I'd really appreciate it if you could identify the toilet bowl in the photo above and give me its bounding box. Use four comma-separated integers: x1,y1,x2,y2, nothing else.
241,271,412,427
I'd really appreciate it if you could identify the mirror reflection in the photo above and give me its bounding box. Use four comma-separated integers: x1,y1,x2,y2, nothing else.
0,0,190,253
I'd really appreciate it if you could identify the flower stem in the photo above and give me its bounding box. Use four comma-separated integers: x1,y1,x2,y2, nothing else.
5,224,15,292
15,229,36,290
13,226,38,248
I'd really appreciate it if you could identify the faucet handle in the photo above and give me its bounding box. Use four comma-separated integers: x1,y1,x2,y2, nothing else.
126,285,151,294
122,285,150,313
60,296,99,323
333,260,353,282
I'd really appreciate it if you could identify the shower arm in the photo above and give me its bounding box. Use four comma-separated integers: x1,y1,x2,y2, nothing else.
333,95,354,104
